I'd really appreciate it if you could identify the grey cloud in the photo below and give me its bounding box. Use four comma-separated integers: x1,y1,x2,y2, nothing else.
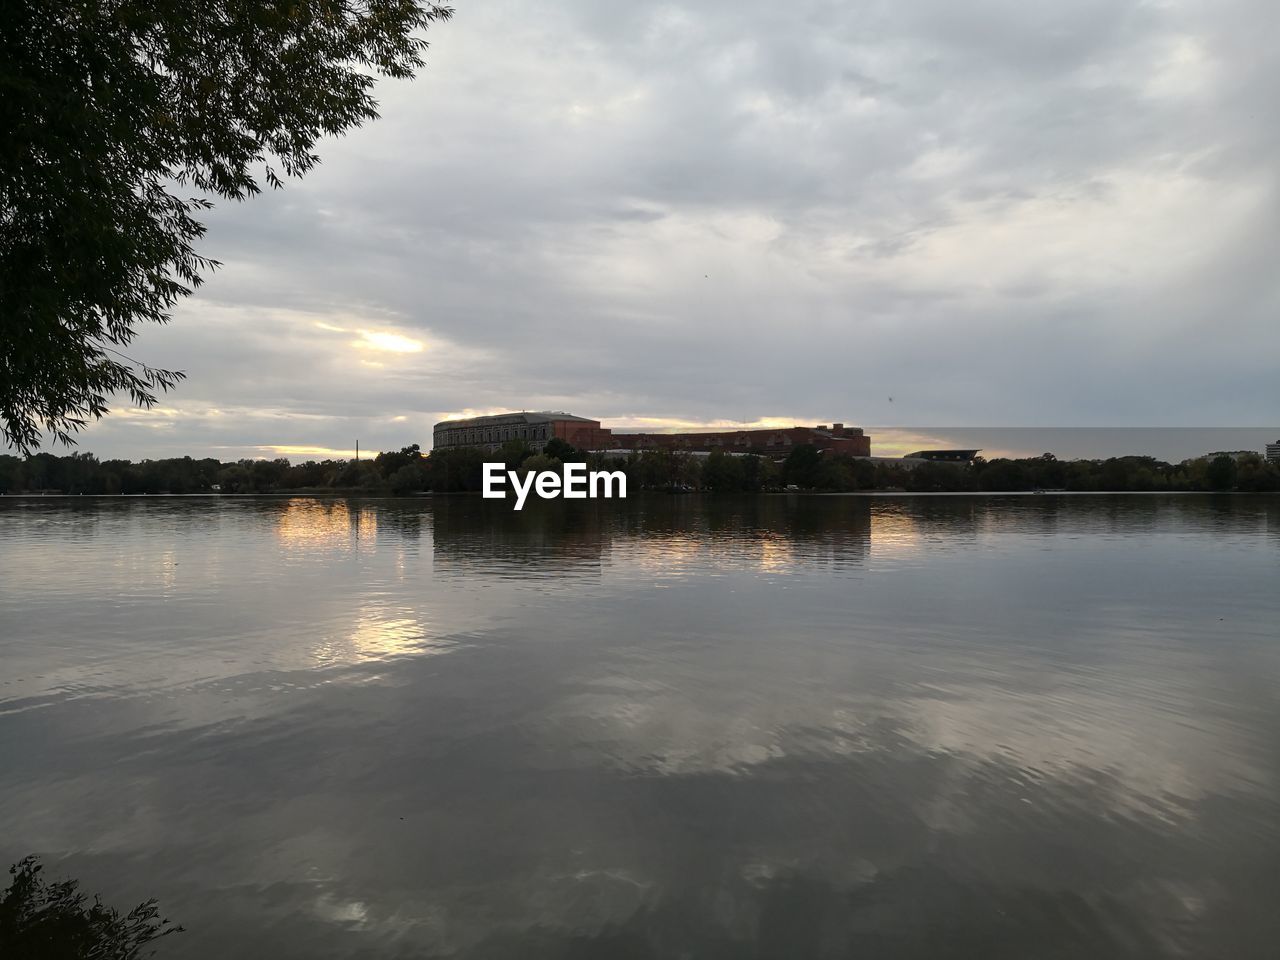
61,0,1280,459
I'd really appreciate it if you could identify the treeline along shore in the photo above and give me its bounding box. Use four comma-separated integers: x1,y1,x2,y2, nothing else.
4,439,1278,495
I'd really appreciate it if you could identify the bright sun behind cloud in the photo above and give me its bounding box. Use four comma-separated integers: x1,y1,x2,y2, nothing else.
356,331,425,354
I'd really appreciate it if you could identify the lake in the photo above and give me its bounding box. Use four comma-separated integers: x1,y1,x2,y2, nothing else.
2,494,1278,958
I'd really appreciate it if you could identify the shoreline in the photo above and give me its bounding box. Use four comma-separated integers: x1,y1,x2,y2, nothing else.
2,490,1273,500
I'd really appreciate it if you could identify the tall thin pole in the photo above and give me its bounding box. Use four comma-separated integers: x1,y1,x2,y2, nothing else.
355,441,359,462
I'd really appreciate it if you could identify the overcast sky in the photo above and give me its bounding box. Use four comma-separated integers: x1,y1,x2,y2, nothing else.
73,0,1278,462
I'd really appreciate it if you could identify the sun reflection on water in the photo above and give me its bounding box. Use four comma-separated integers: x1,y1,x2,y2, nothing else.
275,499,378,552
869,508,923,556
310,612,454,667
755,534,797,572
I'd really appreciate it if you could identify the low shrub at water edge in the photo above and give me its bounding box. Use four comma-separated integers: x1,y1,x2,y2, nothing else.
0,857,181,959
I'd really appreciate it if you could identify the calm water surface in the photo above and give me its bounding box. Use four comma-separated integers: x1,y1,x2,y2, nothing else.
2,494,1279,958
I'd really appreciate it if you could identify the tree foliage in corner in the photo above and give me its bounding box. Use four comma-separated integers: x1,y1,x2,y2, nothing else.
0,0,453,454
0,856,180,958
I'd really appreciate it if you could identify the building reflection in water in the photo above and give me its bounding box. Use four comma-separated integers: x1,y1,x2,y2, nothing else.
868,504,926,559
429,495,876,578
274,498,379,553
265,495,888,577
429,498,612,579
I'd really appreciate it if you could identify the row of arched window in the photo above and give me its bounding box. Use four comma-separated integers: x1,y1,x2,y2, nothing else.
435,423,550,447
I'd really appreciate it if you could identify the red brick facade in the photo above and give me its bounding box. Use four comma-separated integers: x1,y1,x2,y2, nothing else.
609,423,870,457
551,418,616,450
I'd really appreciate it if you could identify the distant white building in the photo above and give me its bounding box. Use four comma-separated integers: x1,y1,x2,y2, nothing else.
1266,441,1280,463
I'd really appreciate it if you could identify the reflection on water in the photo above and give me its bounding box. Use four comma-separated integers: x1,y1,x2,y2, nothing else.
310,612,454,668
1,494,1279,959
276,499,379,552
428,496,874,579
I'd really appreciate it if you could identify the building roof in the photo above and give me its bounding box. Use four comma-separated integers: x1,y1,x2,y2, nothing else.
434,411,597,430
904,449,982,461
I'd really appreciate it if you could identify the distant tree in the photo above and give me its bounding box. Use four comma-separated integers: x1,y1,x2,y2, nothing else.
1,1,453,453
499,440,533,470
1206,454,1238,491
782,445,822,488
1029,453,1067,489
873,461,908,490
215,462,252,494
424,447,486,492
1236,454,1280,492
283,459,327,490
907,461,973,492
677,452,703,489
1,446,1271,497
0,454,23,493
630,450,672,490
815,455,855,491
332,459,382,490
518,453,560,475
850,457,878,491
542,437,579,462
0,856,181,958
977,458,1032,491
247,457,290,492
739,453,773,492
374,444,422,478
388,463,424,495
625,449,698,490
701,450,744,492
